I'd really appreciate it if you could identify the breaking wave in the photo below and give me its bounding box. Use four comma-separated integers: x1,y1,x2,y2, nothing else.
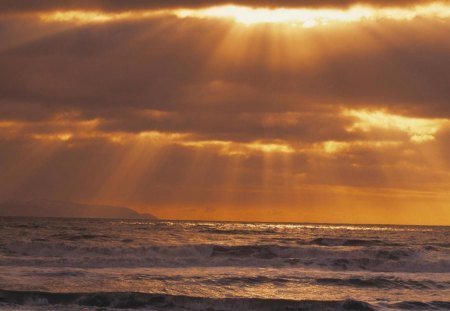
1,289,450,310
0,289,377,310
1,241,448,272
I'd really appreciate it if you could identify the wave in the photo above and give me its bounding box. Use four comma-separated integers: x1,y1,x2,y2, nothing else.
1,241,449,272
307,238,401,247
386,301,450,310
211,245,280,259
202,275,449,290
1,289,449,310
204,275,449,290
313,277,450,290
196,227,280,235
50,233,112,241
0,289,377,310
192,229,405,247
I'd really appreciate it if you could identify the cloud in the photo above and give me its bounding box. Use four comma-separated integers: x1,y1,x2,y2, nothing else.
0,14,449,145
0,5,449,223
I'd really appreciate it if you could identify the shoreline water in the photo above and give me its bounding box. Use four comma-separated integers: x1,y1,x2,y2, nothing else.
0,289,379,311
0,218,449,310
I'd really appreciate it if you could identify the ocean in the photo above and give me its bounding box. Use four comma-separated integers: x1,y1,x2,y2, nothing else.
0,218,449,310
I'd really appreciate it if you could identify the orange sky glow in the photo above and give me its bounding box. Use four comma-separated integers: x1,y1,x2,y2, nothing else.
0,0,449,225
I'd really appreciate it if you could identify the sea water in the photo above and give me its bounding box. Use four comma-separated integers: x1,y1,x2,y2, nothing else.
0,218,449,310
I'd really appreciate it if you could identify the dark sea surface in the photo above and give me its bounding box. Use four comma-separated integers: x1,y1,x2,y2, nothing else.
0,218,449,310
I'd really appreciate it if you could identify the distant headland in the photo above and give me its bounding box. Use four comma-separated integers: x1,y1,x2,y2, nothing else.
0,200,158,220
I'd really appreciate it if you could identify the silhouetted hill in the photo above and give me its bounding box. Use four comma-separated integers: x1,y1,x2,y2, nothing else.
0,200,158,220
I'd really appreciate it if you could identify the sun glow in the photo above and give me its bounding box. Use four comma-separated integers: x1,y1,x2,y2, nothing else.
181,140,294,155
346,109,448,143
39,2,450,26
175,3,450,26
39,11,133,23
32,133,73,142
176,5,369,26
247,142,294,153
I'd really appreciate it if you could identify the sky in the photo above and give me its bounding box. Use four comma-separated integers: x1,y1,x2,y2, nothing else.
0,0,450,225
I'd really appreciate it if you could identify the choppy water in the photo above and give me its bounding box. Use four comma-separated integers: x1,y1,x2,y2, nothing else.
0,218,449,310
